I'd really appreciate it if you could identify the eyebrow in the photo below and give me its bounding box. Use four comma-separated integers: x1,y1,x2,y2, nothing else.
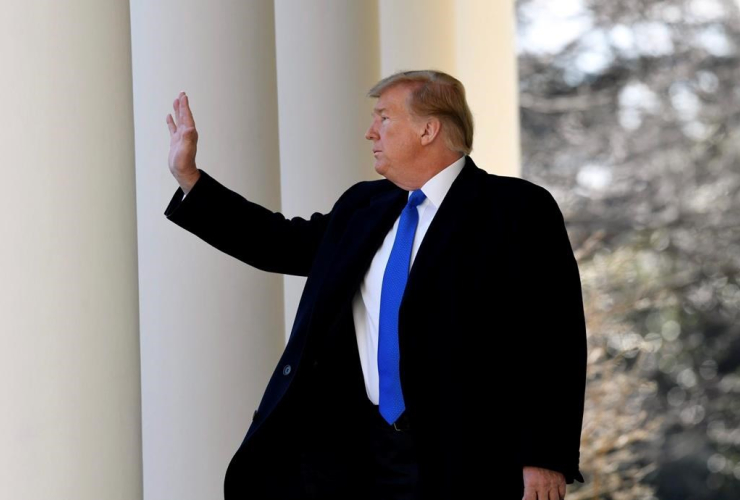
372,107,388,115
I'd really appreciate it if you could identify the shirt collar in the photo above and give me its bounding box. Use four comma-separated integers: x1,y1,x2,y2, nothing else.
409,155,466,209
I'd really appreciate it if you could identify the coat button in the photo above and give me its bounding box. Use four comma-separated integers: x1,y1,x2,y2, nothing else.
282,364,292,376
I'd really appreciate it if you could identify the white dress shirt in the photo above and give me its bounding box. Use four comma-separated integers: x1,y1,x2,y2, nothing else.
352,156,466,404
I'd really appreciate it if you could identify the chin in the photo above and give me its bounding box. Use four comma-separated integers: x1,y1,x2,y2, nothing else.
374,161,388,177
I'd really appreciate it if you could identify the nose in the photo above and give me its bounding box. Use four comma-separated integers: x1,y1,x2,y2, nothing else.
365,121,377,141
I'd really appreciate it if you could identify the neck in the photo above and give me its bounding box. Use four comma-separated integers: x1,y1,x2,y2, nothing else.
399,151,464,191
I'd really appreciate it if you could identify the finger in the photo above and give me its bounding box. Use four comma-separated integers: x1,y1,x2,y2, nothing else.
179,93,196,128
166,114,176,136
177,93,186,125
172,97,180,128
558,482,566,499
522,486,536,500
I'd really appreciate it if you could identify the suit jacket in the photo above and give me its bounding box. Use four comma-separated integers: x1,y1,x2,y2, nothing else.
165,156,588,499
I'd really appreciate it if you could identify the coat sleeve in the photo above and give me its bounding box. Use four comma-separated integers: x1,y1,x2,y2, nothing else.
164,169,332,277
517,185,587,484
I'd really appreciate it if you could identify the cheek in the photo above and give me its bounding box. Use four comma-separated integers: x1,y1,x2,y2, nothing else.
398,131,417,152
382,126,401,148
384,134,396,150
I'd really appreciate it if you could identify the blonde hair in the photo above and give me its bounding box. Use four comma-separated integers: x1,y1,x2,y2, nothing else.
368,70,474,155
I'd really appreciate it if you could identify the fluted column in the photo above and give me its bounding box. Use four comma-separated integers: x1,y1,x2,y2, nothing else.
379,0,520,176
130,2,284,499
274,0,381,338
0,2,142,500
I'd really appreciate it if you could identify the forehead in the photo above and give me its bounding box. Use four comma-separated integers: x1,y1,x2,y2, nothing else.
373,84,413,113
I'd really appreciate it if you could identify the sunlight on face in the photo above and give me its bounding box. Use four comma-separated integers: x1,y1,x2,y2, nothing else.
364,84,423,184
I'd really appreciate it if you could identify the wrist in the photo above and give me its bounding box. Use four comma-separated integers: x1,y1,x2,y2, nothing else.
178,168,201,194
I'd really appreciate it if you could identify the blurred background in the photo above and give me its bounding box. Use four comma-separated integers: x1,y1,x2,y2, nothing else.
517,0,740,498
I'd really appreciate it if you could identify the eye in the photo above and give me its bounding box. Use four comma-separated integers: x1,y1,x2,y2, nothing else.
381,116,389,122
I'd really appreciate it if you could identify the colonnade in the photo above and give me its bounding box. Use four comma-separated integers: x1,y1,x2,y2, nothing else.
0,2,518,499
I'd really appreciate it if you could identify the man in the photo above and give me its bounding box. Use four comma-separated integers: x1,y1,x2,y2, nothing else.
165,70,587,500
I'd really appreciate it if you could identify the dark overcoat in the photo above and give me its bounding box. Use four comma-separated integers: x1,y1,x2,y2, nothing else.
165,156,587,499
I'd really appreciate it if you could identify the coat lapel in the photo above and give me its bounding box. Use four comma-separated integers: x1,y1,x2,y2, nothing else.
312,157,486,338
313,185,407,318
402,157,486,310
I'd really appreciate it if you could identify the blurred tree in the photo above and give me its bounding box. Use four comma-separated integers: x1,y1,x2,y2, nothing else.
516,0,740,499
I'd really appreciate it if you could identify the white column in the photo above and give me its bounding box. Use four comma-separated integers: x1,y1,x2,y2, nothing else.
130,2,285,500
274,0,381,339
0,2,142,500
378,0,521,176
379,0,456,76
455,0,521,177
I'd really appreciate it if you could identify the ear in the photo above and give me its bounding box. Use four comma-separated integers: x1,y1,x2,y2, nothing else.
419,117,442,146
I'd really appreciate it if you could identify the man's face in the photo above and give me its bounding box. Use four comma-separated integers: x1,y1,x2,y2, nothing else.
365,84,423,183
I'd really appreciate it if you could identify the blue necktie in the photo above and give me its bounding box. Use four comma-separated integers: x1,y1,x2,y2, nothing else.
378,189,427,424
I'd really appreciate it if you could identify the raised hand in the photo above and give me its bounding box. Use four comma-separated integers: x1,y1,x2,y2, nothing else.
166,91,201,193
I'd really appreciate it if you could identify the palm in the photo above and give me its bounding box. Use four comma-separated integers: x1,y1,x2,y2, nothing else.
166,92,198,178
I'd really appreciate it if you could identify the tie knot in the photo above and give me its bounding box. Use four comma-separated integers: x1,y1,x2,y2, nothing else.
407,189,426,209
